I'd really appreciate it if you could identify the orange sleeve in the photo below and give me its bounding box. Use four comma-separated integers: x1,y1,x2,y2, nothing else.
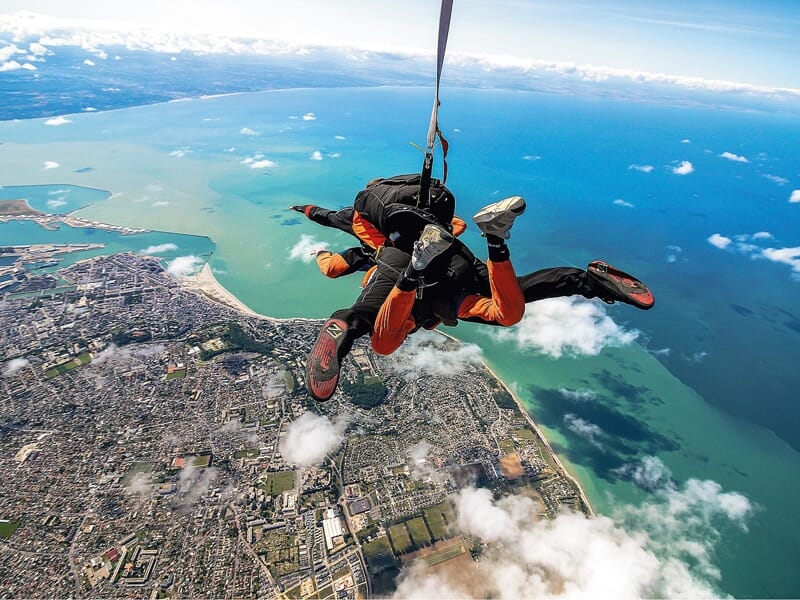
352,210,387,250
456,260,524,326
315,251,351,278
451,216,467,237
371,287,418,355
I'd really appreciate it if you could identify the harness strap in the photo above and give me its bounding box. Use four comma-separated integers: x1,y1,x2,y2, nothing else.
420,0,454,207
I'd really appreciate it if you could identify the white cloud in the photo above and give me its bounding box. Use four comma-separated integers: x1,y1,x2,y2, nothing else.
613,199,635,208
393,473,751,600
83,106,98,112
522,155,541,161
280,412,348,466
166,255,204,278
763,174,788,185
91,343,166,366
151,200,169,207
564,413,604,448
2,357,30,377
672,160,694,175
43,161,59,170
0,60,37,72
0,44,20,62
681,139,692,144
558,388,597,402
751,231,773,240
719,151,748,163
790,190,800,203
489,298,638,358
310,150,323,161
302,112,316,121
387,330,484,380
83,58,95,66
241,155,277,169
628,164,654,173
329,152,341,159
666,244,683,263
46,199,66,209
239,127,258,135
169,149,186,157
289,234,329,263
334,135,346,140
707,233,732,250
140,242,178,255
762,247,800,272
44,116,71,126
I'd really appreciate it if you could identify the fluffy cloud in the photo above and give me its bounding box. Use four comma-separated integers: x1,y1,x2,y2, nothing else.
140,242,178,255
310,150,323,160
387,329,484,380
302,112,316,121
394,460,751,599
288,234,329,263
681,139,692,144
672,160,694,175
628,164,653,173
152,200,169,207
92,343,166,366
280,412,348,466
166,255,204,278
47,198,66,209
763,174,788,185
44,116,71,126
2,357,30,377
558,388,597,402
241,155,277,169
761,247,800,272
239,127,258,135
489,298,638,358
43,161,59,169
666,244,683,263
169,149,186,157
707,233,732,249
334,135,346,140
720,151,748,163
82,58,95,66
0,60,36,72
564,413,604,448
613,199,634,208
790,190,800,203
522,155,541,161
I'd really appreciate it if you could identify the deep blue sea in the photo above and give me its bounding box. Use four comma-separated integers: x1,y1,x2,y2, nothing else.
1,81,799,597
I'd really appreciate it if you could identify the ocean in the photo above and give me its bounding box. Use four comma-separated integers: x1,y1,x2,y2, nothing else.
1,86,799,597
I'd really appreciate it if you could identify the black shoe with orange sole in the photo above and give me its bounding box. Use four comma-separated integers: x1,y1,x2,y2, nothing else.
587,261,655,310
306,318,349,401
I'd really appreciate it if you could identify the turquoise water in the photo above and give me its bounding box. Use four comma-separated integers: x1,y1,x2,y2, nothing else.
0,184,110,214
1,87,799,597
0,219,215,272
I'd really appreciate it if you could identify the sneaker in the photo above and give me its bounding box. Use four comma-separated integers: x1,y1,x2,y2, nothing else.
472,196,526,239
411,224,455,270
289,205,308,213
306,318,349,401
587,261,655,310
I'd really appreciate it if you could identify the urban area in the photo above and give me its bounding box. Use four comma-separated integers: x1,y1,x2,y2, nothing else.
1,240,589,599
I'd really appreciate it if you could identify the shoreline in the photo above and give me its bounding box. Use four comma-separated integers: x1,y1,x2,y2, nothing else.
436,329,595,517
185,266,595,515
184,263,267,320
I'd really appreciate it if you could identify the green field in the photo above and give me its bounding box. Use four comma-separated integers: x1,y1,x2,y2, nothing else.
259,470,296,495
499,439,516,454
190,454,212,468
0,519,21,538
234,448,260,459
405,517,432,547
362,535,393,560
388,523,413,554
121,461,154,487
423,502,456,541
165,369,186,379
315,584,333,599
45,352,91,378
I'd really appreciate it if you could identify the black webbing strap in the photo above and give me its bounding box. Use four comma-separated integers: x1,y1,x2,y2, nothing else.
419,0,453,209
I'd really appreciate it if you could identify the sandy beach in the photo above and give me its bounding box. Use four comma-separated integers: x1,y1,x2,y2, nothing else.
186,263,267,320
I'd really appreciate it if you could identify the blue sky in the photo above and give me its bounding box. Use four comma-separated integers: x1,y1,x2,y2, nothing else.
1,0,799,89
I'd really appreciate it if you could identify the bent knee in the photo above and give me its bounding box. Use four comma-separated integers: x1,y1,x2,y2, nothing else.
495,306,524,327
371,334,403,356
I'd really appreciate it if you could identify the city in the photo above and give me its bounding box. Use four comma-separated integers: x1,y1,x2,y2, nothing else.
1,248,590,599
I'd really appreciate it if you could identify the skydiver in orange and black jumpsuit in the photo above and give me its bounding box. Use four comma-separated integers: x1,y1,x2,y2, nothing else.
298,186,653,401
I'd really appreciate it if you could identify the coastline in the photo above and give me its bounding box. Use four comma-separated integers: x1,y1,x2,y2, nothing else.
185,263,266,320
184,265,595,516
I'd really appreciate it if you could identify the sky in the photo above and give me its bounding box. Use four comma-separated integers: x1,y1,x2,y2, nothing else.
1,0,799,90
